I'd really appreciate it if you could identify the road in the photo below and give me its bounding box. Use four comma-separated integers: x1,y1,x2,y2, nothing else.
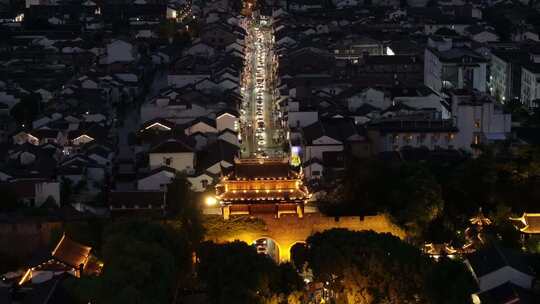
240,18,285,158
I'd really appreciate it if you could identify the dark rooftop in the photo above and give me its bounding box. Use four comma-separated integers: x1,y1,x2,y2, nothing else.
477,282,535,304
150,139,194,154
233,159,294,179
368,118,458,133
467,246,536,278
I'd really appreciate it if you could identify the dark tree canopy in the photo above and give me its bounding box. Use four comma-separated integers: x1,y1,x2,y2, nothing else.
290,242,308,269
65,220,192,304
305,229,476,304
320,158,443,239
424,258,477,304
9,93,42,126
167,174,205,247
0,185,19,212
320,146,540,246
196,241,304,304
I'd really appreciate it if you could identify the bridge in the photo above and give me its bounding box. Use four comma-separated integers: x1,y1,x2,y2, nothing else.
205,213,405,262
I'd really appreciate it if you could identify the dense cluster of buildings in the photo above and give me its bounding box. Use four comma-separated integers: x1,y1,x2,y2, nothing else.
268,4,516,182
3,0,537,210
0,0,540,302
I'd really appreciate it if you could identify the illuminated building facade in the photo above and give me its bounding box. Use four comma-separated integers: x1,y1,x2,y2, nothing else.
215,158,310,219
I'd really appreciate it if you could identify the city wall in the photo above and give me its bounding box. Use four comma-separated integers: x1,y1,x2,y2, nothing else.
210,212,406,261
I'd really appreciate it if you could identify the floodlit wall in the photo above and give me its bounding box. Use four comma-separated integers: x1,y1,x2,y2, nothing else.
208,213,405,261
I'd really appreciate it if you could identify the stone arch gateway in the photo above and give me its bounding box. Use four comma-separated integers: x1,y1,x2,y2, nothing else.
211,213,405,262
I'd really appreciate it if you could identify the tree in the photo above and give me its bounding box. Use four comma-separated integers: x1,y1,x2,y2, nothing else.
66,220,192,304
0,184,19,212
41,196,58,208
441,153,498,218
321,158,443,239
387,163,444,238
230,0,243,13
319,158,389,215
504,98,530,123
167,174,204,247
60,177,74,206
290,242,308,269
528,101,540,126
10,93,42,126
173,30,191,48
484,5,517,40
491,221,522,250
424,258,477,304
197,241,304,304
157,19,177,41
423,216,456,244
306,229,430,303
0,252,22,274
166,174,191,216
305,229,476,304
272,263,304,295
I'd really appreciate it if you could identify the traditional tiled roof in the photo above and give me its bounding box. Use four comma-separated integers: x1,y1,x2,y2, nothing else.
19,273,72,303
476,282,535,304
423,243,457,256
57,164,85,175
302,118,358,144
84,143,113,159
466,246,535,278
434,27,460,37
196,140,239,172
67,123,107,141
150,138,194,153
188,116,217,129
232,159,294,179
510,213,540,234
52,234,92,269
216,108,240,118
28,129,61,140
140,118,176,131
466,25,497,36
138,166,177,180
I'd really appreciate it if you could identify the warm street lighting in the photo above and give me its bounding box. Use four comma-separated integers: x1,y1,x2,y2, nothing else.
205,196,217,206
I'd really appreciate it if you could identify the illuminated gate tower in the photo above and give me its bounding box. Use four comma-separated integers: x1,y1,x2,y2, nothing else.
215,158,310,219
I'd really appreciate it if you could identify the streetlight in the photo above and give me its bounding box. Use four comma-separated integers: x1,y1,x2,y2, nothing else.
205,196,217,206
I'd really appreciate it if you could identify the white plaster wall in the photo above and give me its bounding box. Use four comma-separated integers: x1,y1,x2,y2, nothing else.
149,153,195,173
